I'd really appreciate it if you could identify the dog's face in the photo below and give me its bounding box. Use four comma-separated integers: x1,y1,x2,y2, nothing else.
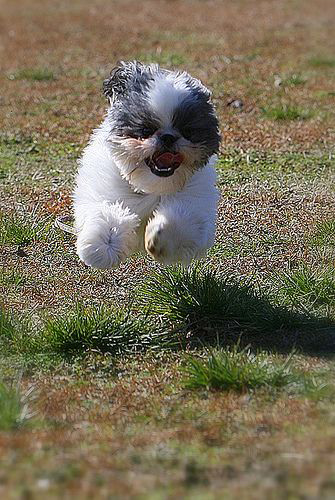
104,61,220,194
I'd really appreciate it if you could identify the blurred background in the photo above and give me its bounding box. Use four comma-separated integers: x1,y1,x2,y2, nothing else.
2,0,335,152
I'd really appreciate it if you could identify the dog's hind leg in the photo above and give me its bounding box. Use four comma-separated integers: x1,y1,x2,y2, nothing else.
75,201,140,269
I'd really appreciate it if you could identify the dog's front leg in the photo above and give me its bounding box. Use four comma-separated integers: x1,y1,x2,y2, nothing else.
145,200,215,265
76,201,140,269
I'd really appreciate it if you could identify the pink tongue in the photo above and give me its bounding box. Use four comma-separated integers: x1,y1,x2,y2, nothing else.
155,152,183,169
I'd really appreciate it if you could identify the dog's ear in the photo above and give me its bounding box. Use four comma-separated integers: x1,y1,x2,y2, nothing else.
103,61,142,100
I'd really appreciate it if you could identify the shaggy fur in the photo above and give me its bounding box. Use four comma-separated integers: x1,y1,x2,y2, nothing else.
73,61,221,268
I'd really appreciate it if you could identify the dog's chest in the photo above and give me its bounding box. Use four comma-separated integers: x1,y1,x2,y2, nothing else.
124,191,160,220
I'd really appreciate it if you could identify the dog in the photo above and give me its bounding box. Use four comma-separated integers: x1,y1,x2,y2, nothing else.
73,61,221,269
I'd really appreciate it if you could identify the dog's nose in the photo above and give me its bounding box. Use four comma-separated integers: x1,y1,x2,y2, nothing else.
160,134,178,147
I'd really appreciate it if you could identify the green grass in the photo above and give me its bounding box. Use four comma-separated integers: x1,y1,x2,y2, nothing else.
279,73,307,86
0,270,26,288
0,380,35,431
184,347,296,391
309,57,335,68
315,90,335,99
274,265,335,312
261,105,313,121
284,73,306,86
0,212,51,245
0,309,17,339
310,220,335,247
0,309,34,358
3,264,332,362
216,150,335,185
0,305,177,358
2,265,334,363
40,305,160,355
8,68,55,81
0,133,81,185
138,265,322,341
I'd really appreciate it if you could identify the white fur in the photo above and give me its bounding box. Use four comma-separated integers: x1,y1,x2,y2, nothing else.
73,119,219,269
148,74,189,124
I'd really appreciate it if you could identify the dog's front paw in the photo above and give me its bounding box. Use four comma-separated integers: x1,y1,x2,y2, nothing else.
145,215,204,265
77,228,130,269
76,209,139,269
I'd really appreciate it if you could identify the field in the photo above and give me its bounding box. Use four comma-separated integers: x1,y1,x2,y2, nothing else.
1,0,335,498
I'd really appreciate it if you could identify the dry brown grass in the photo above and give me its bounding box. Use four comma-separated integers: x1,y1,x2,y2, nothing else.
1,0,335,149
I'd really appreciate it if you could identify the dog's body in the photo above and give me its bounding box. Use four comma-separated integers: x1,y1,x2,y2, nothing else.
73,62,220,269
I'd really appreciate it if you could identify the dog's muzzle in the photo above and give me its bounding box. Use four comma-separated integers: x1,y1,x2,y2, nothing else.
145,152,184,177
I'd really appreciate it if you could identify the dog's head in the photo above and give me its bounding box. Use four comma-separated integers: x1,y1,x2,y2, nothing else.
104,61,220,194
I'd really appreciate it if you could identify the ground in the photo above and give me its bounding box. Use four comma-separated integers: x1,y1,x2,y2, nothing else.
1,0,335,498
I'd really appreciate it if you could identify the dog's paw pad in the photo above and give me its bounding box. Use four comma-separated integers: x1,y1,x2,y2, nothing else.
145,233,163,258
145,226,169,260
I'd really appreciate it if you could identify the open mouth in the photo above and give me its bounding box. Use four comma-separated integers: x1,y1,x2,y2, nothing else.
145,152,184,177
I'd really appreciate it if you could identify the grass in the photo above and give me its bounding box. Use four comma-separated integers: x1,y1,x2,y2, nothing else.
184,347,297,392
309,57,335,68
282,73,307,86
0,269,26,288
39,305,171,356
8,68,55,81
215,150,335,187
0,309,35,358
0,133,81,187
310,220,335,247
0,304,176,359
140,265,297,330
274,265,335,312
0,308,17,339
3,265,333,362
136,51,186,67
0,211,51,245
1,0,335,497
261,105,313,121
0,380,35,431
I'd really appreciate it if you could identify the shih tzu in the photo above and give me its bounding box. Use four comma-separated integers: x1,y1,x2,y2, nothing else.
73,61,221,269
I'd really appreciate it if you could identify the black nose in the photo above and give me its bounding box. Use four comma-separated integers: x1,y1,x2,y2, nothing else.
160,133,178,147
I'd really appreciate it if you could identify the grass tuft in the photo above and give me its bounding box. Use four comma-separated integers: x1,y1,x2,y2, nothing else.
261,105,313,121
0,212,51,245
274,266,335,311
309,57,335,68
284,73,306,85
0,309,17,339
0,380,35,431
138,265,309,342
33,305,175,356
310,220,335,247
184,347,295,391
0,308,34,355
8,68,55,81
0,269,26,288
280,73,307,86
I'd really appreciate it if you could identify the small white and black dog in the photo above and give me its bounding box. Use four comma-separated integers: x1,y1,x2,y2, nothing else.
73,61,221,269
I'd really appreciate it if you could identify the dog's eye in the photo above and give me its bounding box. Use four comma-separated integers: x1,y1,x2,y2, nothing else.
181,127,195,141
140,127,155,139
